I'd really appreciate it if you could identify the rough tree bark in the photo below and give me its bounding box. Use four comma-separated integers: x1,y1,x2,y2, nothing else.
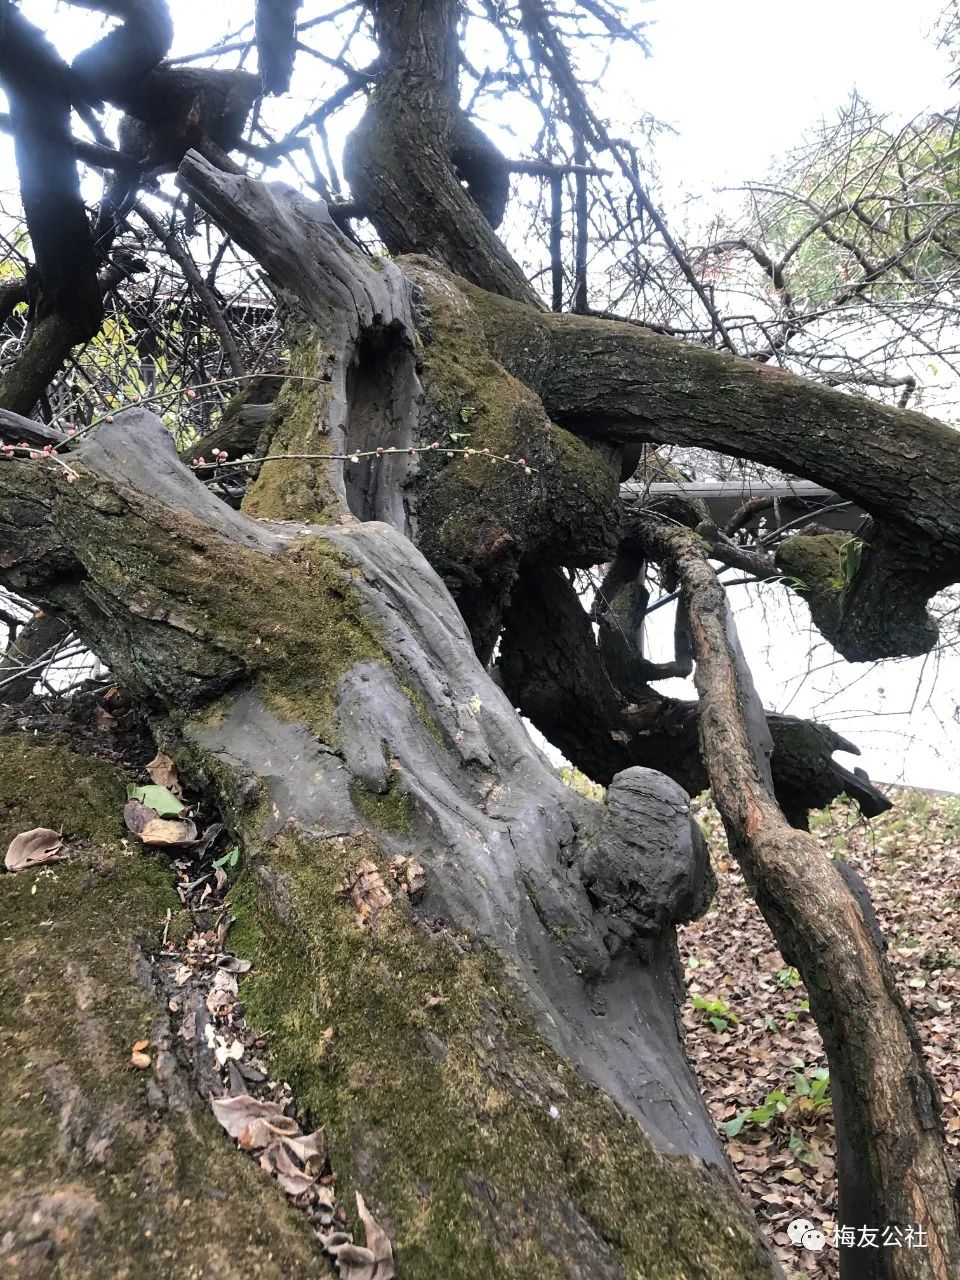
0,420,776,1278
2,130,959,1272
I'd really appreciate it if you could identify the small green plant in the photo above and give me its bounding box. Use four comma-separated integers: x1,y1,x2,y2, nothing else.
722,1068,831,1137
777,966,801,989
828,536,864,595
691,994,739,1033
786,996,810,1022
212,845,241,872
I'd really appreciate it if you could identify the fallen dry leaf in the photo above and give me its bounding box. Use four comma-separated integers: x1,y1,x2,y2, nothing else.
145,752,182,796
389,855,425,901
206,969,239,1016
214,1038,245,1066
264,1143,316,1197
5,828,65,872
123,799,156,835
680,786,960,1280
138,816,198,846
211,1093,300,1151
326,1192,395,1280
342,857,393,927
94,705,118,732
260,1135,326,1198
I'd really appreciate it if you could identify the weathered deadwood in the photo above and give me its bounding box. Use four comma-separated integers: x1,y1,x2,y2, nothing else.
176,159,621,655
0,408,68,449
0,413,781,1276
468,287,960,660
639,514,960,1280
178,149,420,529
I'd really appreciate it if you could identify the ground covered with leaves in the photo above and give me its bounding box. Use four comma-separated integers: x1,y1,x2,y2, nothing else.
680,788,960,1278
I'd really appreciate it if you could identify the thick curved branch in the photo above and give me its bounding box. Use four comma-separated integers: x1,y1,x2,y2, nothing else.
256,0,302,95
0,5,102,343
70,0,174,109
468,285,960,659
0,413,789,1280
343,0,540,303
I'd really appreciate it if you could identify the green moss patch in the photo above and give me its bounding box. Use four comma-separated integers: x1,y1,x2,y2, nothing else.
350,773,413,835
0,736,322,1278
403,261,621,579
242,316,341,523
52,474,385,739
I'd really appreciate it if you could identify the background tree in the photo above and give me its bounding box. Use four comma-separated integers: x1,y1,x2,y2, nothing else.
1,3,959,1278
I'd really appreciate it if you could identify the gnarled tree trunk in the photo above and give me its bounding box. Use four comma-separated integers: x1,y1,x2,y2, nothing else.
0,160,782,1277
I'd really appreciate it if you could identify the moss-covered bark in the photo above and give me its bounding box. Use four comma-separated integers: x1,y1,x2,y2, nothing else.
217,825,775,1280
467,283,960,661
0,411,786,1276
241,316,342,522
403,259,621,654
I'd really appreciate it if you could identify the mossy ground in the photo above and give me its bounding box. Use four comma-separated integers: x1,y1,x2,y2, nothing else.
227,827,777,1279
0,737,323,1278
684,788,960,1279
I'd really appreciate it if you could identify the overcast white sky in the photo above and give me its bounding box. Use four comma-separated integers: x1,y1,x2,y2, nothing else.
639,0,954,192
3,1,960,787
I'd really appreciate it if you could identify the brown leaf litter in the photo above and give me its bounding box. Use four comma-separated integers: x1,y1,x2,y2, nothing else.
681,787,960,1279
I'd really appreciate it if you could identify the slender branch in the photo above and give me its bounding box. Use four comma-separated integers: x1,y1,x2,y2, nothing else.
641,514,960,1278
134,202,245,378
